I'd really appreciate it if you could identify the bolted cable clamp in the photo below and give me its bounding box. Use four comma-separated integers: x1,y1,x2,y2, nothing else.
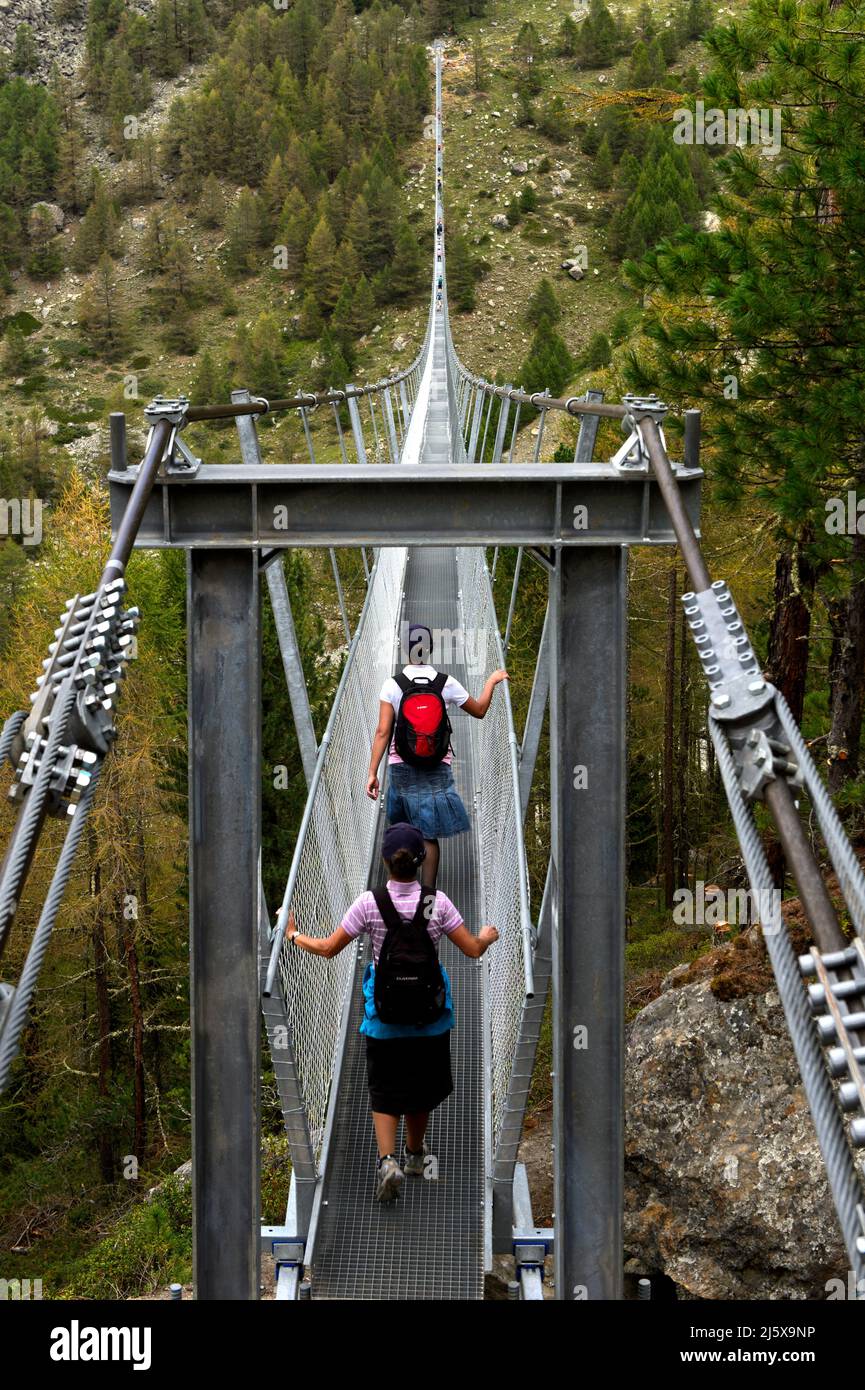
143,396,200,476
612,394,669,469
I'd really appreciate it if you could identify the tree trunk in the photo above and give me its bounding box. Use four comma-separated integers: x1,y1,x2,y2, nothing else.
765,533,817,886
662,563,677,907
766,536,816,725
827,528,865,793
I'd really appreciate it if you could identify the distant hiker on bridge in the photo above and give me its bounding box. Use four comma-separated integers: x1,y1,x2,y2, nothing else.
366,622,509,891
287,821,498,1202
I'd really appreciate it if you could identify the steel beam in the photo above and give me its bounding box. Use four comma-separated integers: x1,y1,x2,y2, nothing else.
188,548,261,1301
550,545,626,1301
108,462,702,550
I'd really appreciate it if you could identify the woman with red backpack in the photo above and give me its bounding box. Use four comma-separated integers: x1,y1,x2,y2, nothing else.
365,623,509,891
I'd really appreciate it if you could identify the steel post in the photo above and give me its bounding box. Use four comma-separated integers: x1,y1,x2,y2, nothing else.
233,391,318,788
550,544,626,1300
188,548,261,1301
574,389,604,462
346,387,367,465
519,599,550,822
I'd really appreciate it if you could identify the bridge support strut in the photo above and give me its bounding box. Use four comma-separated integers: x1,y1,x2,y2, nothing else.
188,549,262,1300
550,545,627,1300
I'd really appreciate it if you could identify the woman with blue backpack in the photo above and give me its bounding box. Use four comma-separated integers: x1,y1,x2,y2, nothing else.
365,623,509,891
287,821,498,1201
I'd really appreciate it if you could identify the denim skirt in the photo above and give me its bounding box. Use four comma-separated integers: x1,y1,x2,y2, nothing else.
385,762,470,840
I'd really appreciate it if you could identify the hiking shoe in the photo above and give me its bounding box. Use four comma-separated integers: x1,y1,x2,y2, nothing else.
403,1145,427,1178
375,1155,404,1203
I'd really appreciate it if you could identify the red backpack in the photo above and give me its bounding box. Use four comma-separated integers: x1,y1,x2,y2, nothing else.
393,671,452,768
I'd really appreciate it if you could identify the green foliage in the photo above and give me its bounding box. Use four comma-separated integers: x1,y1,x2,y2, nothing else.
519,183,538,213
78,252,130,358
446,229,484,312
0,77,60,287
525,276,561,328
591,135,614,190
579,331,612,370
518,313,575,397
71,174,121,271
609,127,702,261
223,187,267,279
64,1174,193,1299
573,0,622,69
12,24,38,75
538,94,572,144
624,0,865,561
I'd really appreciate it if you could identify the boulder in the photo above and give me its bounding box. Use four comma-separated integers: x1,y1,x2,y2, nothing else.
491,213,510,229
510,160,529,175
29,202,65,234
568,265,585,281
625,958,847,1299
551,184,565,198
392,334,409,351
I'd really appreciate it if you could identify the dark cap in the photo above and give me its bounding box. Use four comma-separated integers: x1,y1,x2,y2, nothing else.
382,822,426,863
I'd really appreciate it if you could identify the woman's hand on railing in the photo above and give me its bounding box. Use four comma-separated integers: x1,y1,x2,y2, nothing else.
478,925,500,953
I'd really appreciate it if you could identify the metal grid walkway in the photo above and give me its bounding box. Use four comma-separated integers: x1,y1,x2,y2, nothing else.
309,546,485,1299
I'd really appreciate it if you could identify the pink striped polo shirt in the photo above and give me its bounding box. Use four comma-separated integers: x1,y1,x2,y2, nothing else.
340,879,463,964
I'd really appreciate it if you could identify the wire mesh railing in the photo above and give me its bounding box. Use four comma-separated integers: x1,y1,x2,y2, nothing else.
457,545,533,1149
264,545,407,1162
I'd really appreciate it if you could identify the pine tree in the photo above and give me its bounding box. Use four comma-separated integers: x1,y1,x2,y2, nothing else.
525,277,561,328
351,273,375,335
447,231,480,312
388,222,424,302
224,188,265,278
298,288,323,339
472,38,487,92
574,0,618,68
591,135,614,190
624,0,865,790
79,252,129,359
198,174,225,229
580,332,611,370
518,314,574,397
12,24,38,75
314,327,349,391
304,213,342,311
71,176,121,270
279,187,313,278
557,15,579,57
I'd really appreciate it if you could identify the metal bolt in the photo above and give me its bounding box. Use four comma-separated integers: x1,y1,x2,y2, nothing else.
748,679,766,693
711,692,731,708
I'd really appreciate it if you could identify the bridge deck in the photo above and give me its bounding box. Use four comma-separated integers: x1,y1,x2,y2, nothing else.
309,547,485,1299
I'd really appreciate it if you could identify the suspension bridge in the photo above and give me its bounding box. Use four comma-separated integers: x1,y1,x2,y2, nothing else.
1,43,864,1301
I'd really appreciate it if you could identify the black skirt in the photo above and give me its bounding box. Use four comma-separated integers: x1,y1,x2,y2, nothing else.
365,1032,453,1117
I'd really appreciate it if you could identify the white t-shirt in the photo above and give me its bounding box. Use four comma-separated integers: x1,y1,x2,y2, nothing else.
379,665,469,765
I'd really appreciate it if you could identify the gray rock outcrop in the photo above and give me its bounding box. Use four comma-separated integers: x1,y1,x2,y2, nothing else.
625,940,847,1299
